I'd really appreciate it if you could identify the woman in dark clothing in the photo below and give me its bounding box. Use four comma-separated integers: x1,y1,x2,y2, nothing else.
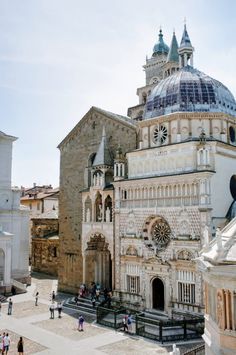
17,336,24,354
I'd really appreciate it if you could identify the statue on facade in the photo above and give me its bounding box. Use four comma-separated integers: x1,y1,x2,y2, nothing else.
203,225,210,247
105,207,110,222
86,208,90,222
217,290,224,329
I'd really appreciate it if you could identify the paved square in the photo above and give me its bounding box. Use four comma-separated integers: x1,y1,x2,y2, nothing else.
0,273,204,354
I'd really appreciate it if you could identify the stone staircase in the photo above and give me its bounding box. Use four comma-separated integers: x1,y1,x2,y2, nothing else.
144,308,169,321
63,296,99,316
0,294,7,303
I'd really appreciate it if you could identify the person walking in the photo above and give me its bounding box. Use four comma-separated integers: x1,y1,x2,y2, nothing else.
49,302,55,319
95,288,100,301
51,291,56,301
78,315,84,331
127,314,132,333
91,297,96,309
17,336,24,355
3,333,10,354
122,315,128,332
7,299,13,315
35,292,39,306
0,334,3,354
57,302,62,318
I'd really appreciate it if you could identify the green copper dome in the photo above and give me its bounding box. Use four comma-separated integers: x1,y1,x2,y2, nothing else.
153,29,169,56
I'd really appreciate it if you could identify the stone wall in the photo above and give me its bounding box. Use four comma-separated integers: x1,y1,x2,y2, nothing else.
58,108,137,293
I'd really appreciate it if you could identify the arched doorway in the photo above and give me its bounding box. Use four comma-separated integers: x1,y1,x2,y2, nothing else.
84,233,111,289
152,277,164,310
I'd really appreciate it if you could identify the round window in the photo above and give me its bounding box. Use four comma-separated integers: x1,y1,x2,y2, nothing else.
229,126,235,143
152,219,171,247
153,125,168,144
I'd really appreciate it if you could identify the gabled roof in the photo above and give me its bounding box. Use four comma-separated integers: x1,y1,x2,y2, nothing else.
57,106,137,149
92,127,113,167
0,131,17,142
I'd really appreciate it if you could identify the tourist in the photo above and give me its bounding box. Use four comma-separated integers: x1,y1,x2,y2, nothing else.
127,314,132,333
17,336,24,355
4,333,10,354
35,291,39,306
0,334,3,354
57,302,62,318
123,315,128,332
78,314,84,331
91,297,96,309
49,302,55,319
51,291,56,301
7,298,13,315
95,288,100,301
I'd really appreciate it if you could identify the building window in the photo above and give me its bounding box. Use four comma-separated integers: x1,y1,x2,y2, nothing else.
178,282,195,304
127,275,140,294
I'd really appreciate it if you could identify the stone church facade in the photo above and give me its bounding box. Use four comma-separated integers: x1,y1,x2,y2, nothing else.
58,26,236,316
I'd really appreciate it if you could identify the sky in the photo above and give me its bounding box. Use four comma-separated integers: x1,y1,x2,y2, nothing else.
1,0,236,188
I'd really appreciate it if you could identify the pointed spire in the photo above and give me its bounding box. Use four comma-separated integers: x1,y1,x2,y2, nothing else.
166,32,179,63
92,126,113,167
180,24,192,48
178,24,194,67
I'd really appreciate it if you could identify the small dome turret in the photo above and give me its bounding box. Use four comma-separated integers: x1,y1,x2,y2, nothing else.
152,29,169,57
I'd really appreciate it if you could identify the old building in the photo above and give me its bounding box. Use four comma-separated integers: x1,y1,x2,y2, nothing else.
0,131,30,292
21,185,59,218
197,215,236,354
58,25,236,317
31,210,59,276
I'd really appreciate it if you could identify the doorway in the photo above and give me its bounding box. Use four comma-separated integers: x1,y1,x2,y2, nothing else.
152,277,164,310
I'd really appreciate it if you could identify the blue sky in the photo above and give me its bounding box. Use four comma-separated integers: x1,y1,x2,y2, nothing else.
1,0,236,187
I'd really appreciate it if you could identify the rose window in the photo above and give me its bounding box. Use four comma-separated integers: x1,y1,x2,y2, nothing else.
152,220,171,247
153,125,168,144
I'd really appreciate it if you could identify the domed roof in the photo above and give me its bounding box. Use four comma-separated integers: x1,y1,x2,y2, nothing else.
145,66,236,119
153,29,169,56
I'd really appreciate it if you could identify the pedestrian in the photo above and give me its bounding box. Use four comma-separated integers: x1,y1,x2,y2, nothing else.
35,291,39,306
57,302,62,318
4,333,10,354
91,297,96,309
7,298,13,315
78,314,84,331
123,315,128,332
49,302,55,319
0,334,3,354
51,291,56,301
0,301,1,316
127,314,132,333
17,336,24,355
95,288,100,301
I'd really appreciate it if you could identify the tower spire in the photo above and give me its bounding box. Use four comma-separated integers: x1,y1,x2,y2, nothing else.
166,31,179,63
178,24,194,67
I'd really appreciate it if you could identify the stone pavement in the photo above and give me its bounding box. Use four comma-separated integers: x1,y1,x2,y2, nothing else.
0,273,202,354
0,273,169,354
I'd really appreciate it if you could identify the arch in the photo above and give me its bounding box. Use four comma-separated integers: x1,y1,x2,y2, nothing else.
126,246,138,256
84,233,112,289
177,249,194,261
152,277,164,310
